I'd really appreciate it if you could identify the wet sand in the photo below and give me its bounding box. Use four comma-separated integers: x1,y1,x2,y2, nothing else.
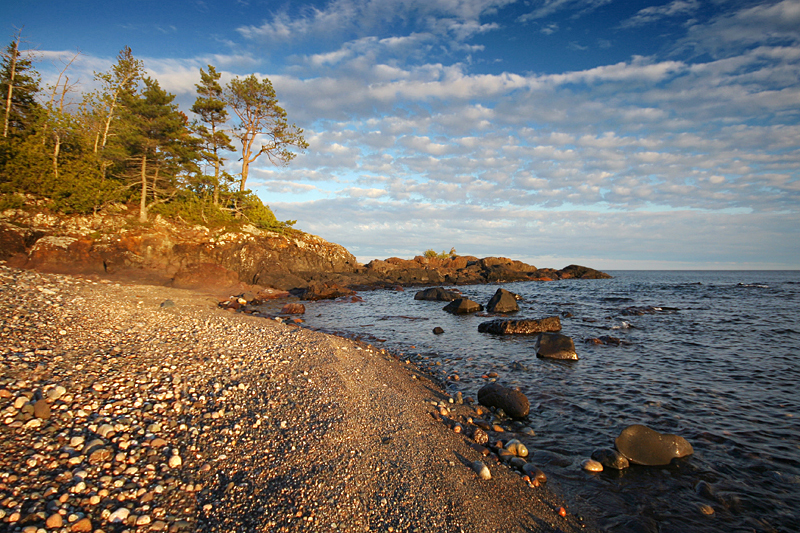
0,265,595,532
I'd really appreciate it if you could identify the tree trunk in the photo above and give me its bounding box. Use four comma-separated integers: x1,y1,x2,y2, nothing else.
3,37,20,138
213,158,220,206
139,154,148,222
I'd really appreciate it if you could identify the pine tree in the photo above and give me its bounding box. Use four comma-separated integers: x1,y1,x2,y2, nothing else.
191,65,234,206
225,74,308,193
1,32,40,139
122,77,198,222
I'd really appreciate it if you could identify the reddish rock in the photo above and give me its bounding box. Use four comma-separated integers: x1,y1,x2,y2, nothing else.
281,303,306,314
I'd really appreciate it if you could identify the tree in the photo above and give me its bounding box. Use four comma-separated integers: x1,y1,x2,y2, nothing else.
224,74,308,193
191,65,233,205
91,46,143,153
1,31,40,138
122,77,198,222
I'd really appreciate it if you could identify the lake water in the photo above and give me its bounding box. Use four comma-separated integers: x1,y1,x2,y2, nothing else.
259,271,800,532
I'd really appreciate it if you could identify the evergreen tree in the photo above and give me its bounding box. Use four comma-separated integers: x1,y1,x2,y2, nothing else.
225,74,308,193
1,32,40,139
121,77,198,222
191,65,234,206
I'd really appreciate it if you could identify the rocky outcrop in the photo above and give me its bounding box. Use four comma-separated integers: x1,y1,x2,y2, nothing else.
614,424,694,466
477,383,530,418
486,288,519,313
479,316,562,335
0,207,358,292
361,255,610,286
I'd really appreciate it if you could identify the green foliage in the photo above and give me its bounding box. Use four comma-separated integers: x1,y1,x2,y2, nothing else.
0,43,304,231
423,247,458,259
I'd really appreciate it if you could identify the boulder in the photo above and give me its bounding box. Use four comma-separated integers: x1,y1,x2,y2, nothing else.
443,298,483,315
614,424,694,466
477,383,530,418
591,448,630,470
414,287,461,301
479,316,561,335
281,303,306,314
534,332,578,360
486,288,520,313
292,281,354,301
558,264,612,279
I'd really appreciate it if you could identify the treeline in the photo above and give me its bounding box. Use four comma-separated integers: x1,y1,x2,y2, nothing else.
0,33,308,230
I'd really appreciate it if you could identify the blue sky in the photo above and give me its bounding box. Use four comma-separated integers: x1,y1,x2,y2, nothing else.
4,0,800,269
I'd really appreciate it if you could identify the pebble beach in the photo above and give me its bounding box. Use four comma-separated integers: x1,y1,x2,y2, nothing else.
0,265,594,533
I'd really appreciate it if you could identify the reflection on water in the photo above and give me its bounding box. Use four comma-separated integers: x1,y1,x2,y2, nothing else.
260,271,800,533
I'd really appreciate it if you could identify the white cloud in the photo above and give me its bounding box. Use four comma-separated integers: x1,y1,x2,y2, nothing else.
619,0,699,29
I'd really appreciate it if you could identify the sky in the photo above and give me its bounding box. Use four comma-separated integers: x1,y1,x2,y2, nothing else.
3,0,800,269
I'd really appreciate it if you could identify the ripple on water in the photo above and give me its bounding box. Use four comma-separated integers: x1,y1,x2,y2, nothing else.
269,271,800,533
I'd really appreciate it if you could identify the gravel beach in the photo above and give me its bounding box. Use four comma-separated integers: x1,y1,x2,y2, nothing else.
0,265,595,533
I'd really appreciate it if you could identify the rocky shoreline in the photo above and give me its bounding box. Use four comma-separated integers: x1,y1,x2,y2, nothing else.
0,209,610,298
0,264,596,533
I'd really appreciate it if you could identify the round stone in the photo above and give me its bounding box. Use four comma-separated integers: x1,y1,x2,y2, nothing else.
168,454,182,468
46,513,63,528
505,439,528,458
581,458,603,472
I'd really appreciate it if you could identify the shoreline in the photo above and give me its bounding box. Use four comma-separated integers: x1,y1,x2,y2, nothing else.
0,265,596,533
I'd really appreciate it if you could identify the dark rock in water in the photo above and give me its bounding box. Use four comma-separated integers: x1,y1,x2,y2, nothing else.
281,303,306,314
534,332,578,360
478,316,561,335
414,287,461,301
486,288,520,313
477,383,530,418
591,448,630,470
160,299,175,308
292,281,354,301
615,424,694,466
443,298,483,314
509,361,531,372
432,327,444,335
695,480,716,500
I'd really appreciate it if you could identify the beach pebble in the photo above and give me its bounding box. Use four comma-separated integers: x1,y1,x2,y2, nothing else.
34,399,51,420
591,448,629,470
169,454,182,468
582,458,603,472
505,439,528,457
70,517,92,532
522,463,547,484
699,504,715,516
46,513,64,528
472,460,491,480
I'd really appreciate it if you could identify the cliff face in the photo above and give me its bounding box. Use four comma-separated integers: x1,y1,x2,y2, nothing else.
0,207,358,291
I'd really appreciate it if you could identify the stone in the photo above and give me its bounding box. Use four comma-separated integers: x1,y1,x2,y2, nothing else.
46,513,63,528
47,385,66,401
70,517,92,532
486,288,520,313
614,424,694,466
169,454,182,468
582,458,603,472
88,447,112,465
591,448,629,470
443,298,483,315
505,439,528,458
34,399,51,420
108,507,130,523
522,463,547,484
471,460,491,480
432,327,444,335
534,332,578,360
160,299,175,308
477,383,530,418
469,426,489,445
281,303,306,314
414,287,461,301
478,316,561,335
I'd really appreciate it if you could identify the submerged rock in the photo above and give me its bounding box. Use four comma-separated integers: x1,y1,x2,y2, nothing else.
414,287,461,301
614,424,694,466
591,448,630,470
443,298,483,314
534,332,578,360
478,316,561,335
477,383,530,418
